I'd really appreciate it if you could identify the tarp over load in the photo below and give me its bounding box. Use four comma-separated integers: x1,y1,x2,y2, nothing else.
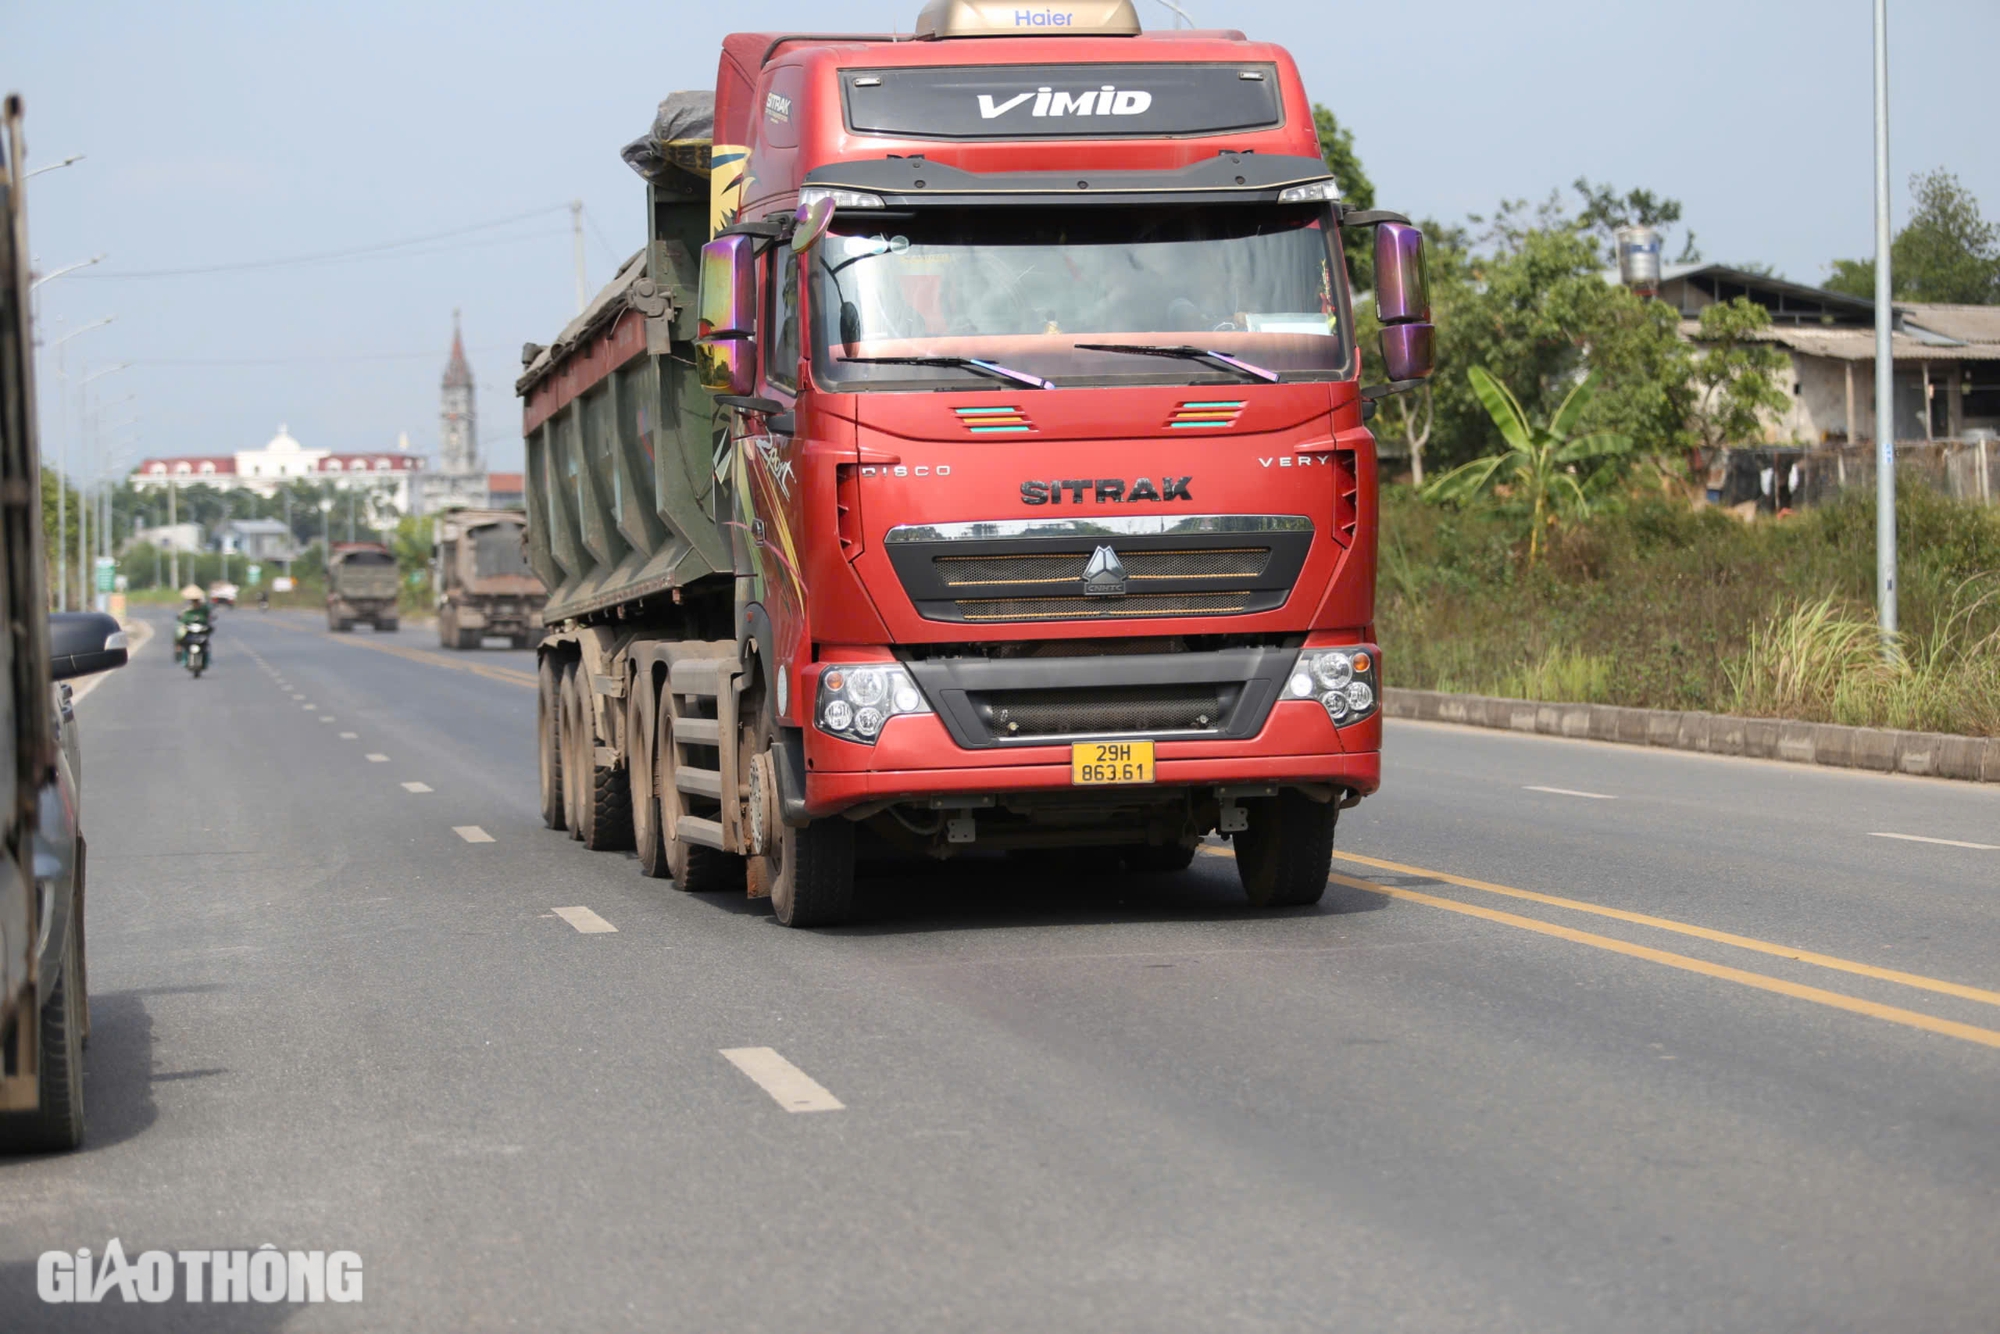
621,91,715,183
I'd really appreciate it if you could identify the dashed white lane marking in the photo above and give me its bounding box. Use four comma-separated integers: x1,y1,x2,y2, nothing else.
401,781,433,793
719,1047,844,1113
319,716,334,723
1869,831,1999,851
365,753,389,762
301,703,317,710
453,825,494,843
339,732,358,739
552,905,617,934
1524,785,1618,800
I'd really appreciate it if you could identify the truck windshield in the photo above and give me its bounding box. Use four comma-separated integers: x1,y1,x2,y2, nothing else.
809,203,1351,392
471,525,531,579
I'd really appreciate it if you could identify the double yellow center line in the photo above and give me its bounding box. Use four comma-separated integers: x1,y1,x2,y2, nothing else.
1203,847,2000,1051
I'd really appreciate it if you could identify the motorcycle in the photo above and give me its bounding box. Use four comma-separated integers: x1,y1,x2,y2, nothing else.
182,622,212,678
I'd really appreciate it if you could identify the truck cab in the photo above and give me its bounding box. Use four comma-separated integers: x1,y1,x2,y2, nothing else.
519,0,1433,926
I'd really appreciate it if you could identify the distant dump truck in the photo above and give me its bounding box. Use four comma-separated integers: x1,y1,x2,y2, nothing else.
434,509,545,650
325,542,400,632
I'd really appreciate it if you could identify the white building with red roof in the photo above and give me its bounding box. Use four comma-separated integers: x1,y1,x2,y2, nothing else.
132,423,425,513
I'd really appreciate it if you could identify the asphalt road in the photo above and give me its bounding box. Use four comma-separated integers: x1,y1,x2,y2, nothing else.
3,606,1996,1332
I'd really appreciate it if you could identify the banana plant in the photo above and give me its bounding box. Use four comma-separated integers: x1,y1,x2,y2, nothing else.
1423,366,1632,564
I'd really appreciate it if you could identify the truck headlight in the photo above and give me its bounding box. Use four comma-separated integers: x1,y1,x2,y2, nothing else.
1297,647,1379,727
817,664,931,745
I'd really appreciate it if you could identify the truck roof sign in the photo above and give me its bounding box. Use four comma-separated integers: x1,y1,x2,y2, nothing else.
844,63,1281,140
914,0,1142,39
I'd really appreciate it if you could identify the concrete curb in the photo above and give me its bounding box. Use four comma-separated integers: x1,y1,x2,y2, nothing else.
1384,688,2000,784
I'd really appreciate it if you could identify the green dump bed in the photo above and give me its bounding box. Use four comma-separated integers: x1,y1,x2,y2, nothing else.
516,95,727,625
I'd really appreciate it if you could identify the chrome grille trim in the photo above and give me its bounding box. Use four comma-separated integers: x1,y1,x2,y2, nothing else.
886,514,1312,543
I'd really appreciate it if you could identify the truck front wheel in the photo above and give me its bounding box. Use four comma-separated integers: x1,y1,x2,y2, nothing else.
766,816,856,929
1234,791,1335,908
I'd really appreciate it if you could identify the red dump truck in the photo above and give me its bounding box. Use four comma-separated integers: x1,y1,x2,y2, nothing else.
519,0,1434,926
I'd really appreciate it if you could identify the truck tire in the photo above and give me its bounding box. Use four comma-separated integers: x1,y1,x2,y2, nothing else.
630,676,669,878
378,619,399,633
560,664,587,840
767,816,856,928
457,628,481,651
0,914,85,1152
538,656,566,830
1234,791,1335,908
661,711,743,893
565,668,633,851
439,611,456,649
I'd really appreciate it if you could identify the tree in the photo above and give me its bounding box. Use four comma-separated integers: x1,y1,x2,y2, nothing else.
1423,224,1692,473
1424,367,1632,564
1685,298,1792,463
1826,168,2000,304
1314,104,1375,292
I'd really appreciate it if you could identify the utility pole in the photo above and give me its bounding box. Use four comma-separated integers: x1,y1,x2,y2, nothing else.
1873,0,1897,646
572,199,587,313
168,479,179,590
48,317,115,609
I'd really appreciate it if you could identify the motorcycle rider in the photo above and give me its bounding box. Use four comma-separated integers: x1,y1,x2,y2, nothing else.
173,585,212,666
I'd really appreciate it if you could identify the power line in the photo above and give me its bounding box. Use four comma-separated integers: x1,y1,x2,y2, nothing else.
579,204,627,271
78,204,570,279
130,342,520,368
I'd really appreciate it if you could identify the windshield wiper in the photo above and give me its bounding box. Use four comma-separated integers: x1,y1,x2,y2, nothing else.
1074,343,1282,384
838,355,1055,390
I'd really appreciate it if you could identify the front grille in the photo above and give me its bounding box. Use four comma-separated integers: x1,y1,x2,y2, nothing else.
935,547,1271,588
955,592,1253,622
884,516,1314,625
977,685,1224,739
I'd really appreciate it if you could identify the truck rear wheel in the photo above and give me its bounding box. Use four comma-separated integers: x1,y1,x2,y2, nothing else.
630,676,669,878
564,666,633,851
457,628,481,651
0,914,85,1152
1234,791,1335,908
660,711,743,893
560,665,587,840
538,656,566,830
766,816,856,929
378,619,398,633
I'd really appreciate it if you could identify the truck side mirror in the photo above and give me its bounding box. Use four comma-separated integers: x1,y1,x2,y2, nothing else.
696,235,758,396
1374,222,1435,384
791,196,834,255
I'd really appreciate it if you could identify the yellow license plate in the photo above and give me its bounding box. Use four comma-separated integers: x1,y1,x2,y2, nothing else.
1070,740,1155,786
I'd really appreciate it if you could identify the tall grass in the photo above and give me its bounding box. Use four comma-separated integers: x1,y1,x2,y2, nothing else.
1379,484,2000,736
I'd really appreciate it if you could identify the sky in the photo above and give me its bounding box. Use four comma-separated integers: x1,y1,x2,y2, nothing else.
10,0,1998,481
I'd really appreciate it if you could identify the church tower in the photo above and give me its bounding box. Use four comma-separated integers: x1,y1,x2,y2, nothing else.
440,310,478,477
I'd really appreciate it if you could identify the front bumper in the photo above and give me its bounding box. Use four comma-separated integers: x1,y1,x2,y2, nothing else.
802,698,1380,817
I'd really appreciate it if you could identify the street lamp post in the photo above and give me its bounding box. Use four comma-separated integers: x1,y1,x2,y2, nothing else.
66,361,128,608
1873,0,1897,648
48,317,114,610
